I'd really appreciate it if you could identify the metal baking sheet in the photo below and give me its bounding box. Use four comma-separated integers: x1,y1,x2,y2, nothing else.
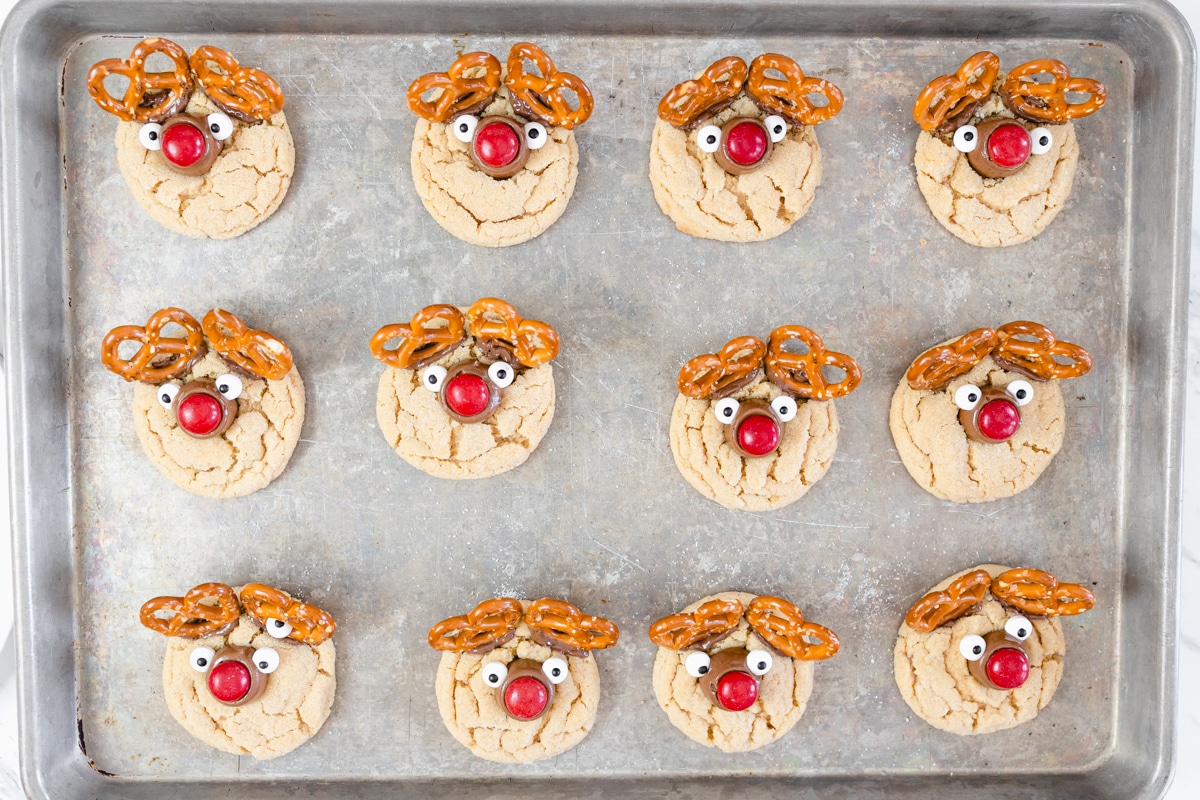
1,1,1191,798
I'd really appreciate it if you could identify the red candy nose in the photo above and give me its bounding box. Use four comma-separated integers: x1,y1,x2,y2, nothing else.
737,414,780,456
977,398,1020,441
504,676,549,720
986,647,1030,690
161,123,207,168
474,121,521,167
716,670,758,711
208,661,251,703
177,393,224,436
986,123,1031,169
724,121,768,166
444,373,491,418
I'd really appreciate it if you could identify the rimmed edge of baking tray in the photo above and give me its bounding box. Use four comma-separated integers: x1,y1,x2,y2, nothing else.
2,0,1192,797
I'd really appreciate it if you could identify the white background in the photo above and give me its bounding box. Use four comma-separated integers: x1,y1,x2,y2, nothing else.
0,1,1195,797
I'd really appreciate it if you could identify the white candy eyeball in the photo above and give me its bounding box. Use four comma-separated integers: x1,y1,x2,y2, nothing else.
524,121,548,150
1029,126,1053,155
696,124,722,153
713,397,740,424
206,112,234,141
265,618,293,639
745,648,773,676
1006,379,1034,407
953,383,983,411
252,647,280,674
421,365,448,392
487,361,515,389
156,383,180,409
481,661,508,687
763,114,788,143
452,114,477,143
214,373,243,401
189,646,215,672
953,124,979,153
684,650,712,677
959,634,987,661
541,656,569,684
1005,615,1033,642
138,122,163,151
771,395,798,422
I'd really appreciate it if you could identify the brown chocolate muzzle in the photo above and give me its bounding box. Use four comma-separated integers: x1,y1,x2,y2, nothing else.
495,658,555,721
173,379,238,439
205,645,268,706
965,116,1032,179
966,629,1033,691
696,647,762,711
157,113,222,176
439,361,503,424
959,384,1021,444
714,116,773,175
470,115,530,179
723,399,783,458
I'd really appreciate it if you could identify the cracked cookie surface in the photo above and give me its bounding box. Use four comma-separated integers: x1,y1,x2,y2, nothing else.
162,614,336,760
669,377,838,511
375,336,555,479
132,350,305,498
434,601,600,763
914,95,1078,248
894,564,1065,735
652,591,814,752
648,94,822,242
889,353,1064,503
410,86,579,247
115,93,294,239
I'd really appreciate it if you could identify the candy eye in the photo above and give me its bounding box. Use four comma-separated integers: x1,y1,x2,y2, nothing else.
138,123,164,151
481,661,508,687
541,656,569,685
157,383,180,409
959,634,987,661
452,114,477,143
1006,379,1034,407
206,112,234,141
214,373,243,401
713,397,740,424
265,618,293,639
524,121,548,150
421,365,448,392
684,650,711,677
763,114,788,143
953,384,983,411
1029,126,1053,155
1005,615,1033,642
953,125,979,153
745,648,773,676
252,647,280,674
771,395,798,422
487,361,515,389
696,124,722,153
189,646,215,672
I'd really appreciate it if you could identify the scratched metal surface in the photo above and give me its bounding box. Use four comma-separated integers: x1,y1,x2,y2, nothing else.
61,33,1129,785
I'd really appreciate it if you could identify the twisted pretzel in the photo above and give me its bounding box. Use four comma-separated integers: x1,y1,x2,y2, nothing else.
993,321,1092,382
407,51,502,123
202,309,293,381
904,569,993,633
745,596,840,661
648,599,745,651
465,298,560,368
428,598,524,653
525,598,619,657
370,305,466,371
765,325,862,400
658,56,748,129
87,37,195,123
746,54,844,127
1001,59,1106,124
677,336,767,400
991,569,1096,617
905,327,999,390
238,583,336,646
190,46,284,123
912,51,1000,133
505,42,594,130
101,307,205,384
140,582,241,638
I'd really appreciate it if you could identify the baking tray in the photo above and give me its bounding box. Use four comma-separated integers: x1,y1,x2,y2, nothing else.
1,0,1191,798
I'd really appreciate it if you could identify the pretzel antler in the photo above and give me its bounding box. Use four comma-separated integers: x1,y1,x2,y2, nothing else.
87,37,195,123
407,52,502,123
428,598,524,653
993,321,1092,382
190,46,284,123
140,582,241,638
746,54,844,127
658,56,748,129
904,569,993,633
677,336,767,400
905,327,999,391
465,298,560,368
1000,59,1106,124
648,599,745,651
991,569,1096,617
101,307,206,384
505,43,594,130
524,598,619,657
765,325,862,400
202,309,293,381
238,583,336,646
912,51,1000,133
370,305,467,371
745,596,839,660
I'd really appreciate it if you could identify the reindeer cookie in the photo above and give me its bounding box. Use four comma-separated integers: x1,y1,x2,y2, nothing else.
87,38,293,238
101,307,304,497
912,52,1105,247
427,597,618,763
649,55,843,242
370,298,559,479
406,44,593,247
890,321,1091,503
139,582,337,759
649,591,838,752
670,325,861,510
895,564,1095,735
